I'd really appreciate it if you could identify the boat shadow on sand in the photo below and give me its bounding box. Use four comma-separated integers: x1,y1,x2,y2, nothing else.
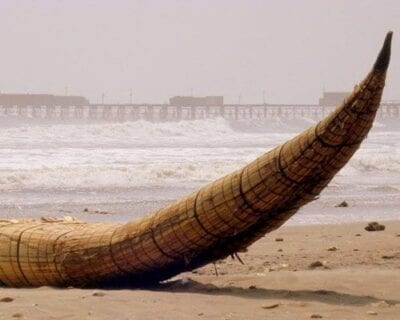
149,279,399,307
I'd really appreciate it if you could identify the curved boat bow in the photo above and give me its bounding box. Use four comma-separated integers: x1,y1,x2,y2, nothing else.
0,32,393,287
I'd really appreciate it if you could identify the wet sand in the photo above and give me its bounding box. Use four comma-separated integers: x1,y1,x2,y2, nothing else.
0,221,399,320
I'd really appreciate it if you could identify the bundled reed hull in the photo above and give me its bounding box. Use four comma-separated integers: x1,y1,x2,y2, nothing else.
0,32,392,287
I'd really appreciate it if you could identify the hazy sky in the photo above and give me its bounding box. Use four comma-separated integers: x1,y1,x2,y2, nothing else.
0,0,399,104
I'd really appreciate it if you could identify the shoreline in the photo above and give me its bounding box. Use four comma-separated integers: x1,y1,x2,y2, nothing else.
1,197,399,225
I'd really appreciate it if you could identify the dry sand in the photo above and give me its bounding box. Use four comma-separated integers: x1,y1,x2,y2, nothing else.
0,221,399,320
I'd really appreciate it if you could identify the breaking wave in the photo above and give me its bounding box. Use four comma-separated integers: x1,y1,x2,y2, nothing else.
0,118,291,148
0,161,244,191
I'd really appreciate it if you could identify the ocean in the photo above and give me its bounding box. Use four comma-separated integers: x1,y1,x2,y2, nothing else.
0,116,399,225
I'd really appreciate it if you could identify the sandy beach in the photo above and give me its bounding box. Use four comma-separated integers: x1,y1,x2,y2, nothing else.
0,220,398,320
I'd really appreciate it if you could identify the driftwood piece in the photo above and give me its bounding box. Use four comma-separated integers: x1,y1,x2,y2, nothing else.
0,32,393,287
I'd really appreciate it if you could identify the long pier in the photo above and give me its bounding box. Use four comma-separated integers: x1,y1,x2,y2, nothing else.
0,103,399,121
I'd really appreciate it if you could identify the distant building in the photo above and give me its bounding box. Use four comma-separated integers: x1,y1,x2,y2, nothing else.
169,96,224,106
0,94,89,107
319,92,349,106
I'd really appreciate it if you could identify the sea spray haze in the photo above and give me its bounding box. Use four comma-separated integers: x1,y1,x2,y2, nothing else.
0,32,395,287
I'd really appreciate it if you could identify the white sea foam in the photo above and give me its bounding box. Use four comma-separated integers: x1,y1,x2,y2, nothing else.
0,152,398,192
0,160,245,191
0,118,289,148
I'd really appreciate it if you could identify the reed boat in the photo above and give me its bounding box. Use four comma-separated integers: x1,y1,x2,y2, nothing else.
0,32,392,287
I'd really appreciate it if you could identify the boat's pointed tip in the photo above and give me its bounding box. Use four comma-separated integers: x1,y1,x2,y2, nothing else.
373,31,393,72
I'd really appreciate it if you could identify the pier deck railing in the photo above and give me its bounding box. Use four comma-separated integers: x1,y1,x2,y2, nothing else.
0,103,399,121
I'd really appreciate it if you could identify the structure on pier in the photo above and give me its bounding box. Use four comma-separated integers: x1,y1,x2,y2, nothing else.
169,96,223,107
0,94,89,107
319,92,350,106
